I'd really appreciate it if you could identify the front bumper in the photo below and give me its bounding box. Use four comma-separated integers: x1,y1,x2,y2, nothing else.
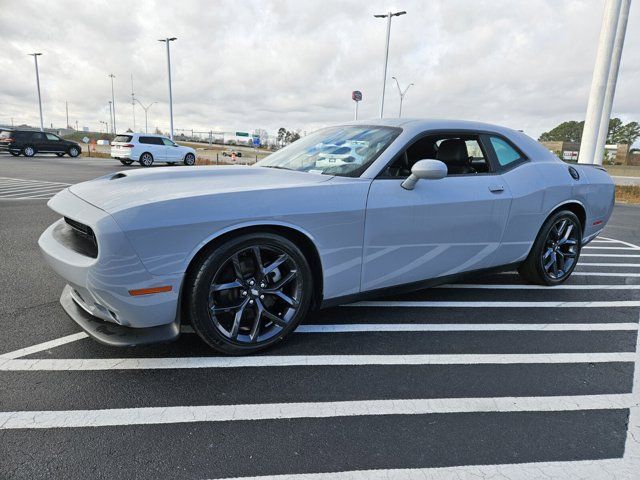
60,285,180,346
39,188,183,339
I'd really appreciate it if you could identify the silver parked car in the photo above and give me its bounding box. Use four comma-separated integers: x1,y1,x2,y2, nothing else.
39,119,615,354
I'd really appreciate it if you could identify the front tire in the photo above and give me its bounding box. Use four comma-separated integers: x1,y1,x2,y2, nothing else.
68,146,80,157
139,152,154,167
518,210,582,285
22,145,36,157
185,233,313,355
184,153,196,166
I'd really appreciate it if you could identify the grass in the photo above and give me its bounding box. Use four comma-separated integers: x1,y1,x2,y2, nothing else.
606,165,640,177
616,185,640,204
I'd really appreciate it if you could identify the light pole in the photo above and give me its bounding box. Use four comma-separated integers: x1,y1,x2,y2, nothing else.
392,77,414,118
28,53,44,131
374,11,406,118
109,73,116,134
99,120,108,133
108,101,114,134
158,37,177,139
134,99,157,134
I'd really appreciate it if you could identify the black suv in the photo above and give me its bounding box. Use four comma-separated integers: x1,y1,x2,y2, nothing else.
0,130,82,157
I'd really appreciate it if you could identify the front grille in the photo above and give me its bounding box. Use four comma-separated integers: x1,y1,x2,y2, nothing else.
51,217,98,258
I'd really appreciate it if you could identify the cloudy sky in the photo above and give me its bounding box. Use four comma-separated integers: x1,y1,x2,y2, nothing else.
0,0,638,140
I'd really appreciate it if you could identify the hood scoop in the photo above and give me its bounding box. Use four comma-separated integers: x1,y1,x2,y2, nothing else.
110,172,128,180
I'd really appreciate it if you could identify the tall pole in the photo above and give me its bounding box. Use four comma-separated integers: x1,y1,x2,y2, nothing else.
109,73,117,134
131,74,136,132
392,76,414,118
578,0,623,165
28,53,44,131
108,101,113,135
159,37,177,140
65,101,69,129
354,101,358,121
594,0,631,165
135,99,156,134
374,11,406,119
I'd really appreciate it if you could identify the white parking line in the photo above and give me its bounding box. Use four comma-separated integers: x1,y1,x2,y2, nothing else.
295,323,638,333
580,254,640,257
0,176,71,186
0,352,635,371
441,283,640,290
584,246,640,250
578,263,640,267
0,393,634,430
0,332,89,360
347,300,640,308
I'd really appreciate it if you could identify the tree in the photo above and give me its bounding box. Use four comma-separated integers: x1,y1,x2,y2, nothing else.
154,126,162,135
277,128,286,147
539,118,640,146
538,121,584,143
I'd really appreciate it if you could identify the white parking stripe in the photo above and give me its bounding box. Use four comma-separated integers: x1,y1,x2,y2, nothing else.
441,284,640,290
580,254,640,257
347,300,640,308
0,352,634,371
295,323,638,333
599,236,640,250
0,332,89,360
584,246,640,250
208,459,632,480
0,393,634,430
578,263,640,267
499,271,640,278
0,185,68,196
0,176,71,186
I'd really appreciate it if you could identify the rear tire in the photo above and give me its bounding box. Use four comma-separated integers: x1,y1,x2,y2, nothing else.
518,210,582,285
22,146,36,157
185,233,313,355
120,159,134,166
184,153,196,166
139,152,154,167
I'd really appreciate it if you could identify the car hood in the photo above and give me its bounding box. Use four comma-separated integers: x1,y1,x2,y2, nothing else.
69,165,333,214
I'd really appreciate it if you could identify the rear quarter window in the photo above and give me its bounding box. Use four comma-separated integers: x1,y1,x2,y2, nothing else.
139,136,163,145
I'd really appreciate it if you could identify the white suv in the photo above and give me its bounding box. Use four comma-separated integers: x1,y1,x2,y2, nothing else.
111,133,197,167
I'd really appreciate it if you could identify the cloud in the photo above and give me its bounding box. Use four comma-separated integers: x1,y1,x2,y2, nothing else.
0,0,638,140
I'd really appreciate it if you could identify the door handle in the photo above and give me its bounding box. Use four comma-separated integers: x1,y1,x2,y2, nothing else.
489,185,505,193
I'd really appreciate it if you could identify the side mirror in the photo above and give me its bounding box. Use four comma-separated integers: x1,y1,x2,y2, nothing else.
401,159,448,190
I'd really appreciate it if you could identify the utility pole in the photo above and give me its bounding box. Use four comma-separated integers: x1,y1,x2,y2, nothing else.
578,0,624,165
374,11,406,118
158,37,177,139
594,0,631,165
109,73,117,134
28,53,44,131
65,101,69,129
75,120,78,131
108,101,114,134
131,74,136,132
392,77,414,118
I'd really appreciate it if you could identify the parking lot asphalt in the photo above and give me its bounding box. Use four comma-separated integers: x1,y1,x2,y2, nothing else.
1,154,640,479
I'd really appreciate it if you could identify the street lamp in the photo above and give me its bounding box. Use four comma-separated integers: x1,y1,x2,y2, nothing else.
99,120,108,133
134,99,157,134
28,53,44,131
374,11,406,118
109,73,116,134
391,77,414,118
108,101,114,134
158,37,177,139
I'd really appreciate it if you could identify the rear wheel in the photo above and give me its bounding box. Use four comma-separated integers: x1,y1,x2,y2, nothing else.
119,159,134,166
22,146,36,157
184,153,196,166
518,210,582,285
139,152,154,167
185,233,313,355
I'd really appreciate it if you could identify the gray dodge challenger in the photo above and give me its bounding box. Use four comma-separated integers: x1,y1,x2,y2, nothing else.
39,119,615,354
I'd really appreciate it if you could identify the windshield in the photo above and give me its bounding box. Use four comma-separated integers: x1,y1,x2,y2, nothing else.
256,126,401,177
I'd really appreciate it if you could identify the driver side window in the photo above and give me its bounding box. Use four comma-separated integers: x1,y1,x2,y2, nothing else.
383,133,491,178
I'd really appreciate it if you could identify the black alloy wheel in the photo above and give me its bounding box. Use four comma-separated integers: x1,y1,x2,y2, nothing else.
518,210,582,285
186,233,313,354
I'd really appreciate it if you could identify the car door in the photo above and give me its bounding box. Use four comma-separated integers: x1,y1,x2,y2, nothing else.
30,132,47,152
162,137,182,161
139,136,166,161
45,133,65,153
361,133,513,292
